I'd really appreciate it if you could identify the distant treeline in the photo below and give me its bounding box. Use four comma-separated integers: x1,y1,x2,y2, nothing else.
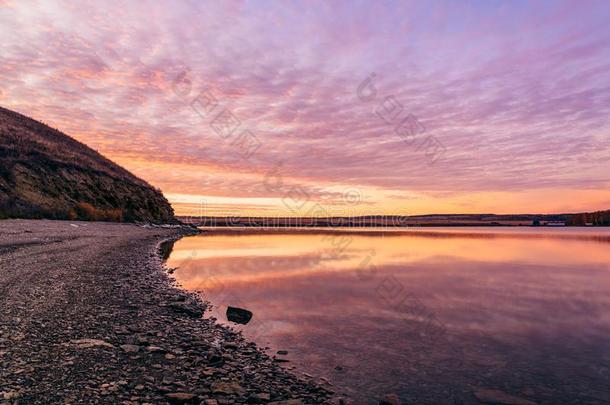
181,216,417,227
178,212,610,227
566,210,610,226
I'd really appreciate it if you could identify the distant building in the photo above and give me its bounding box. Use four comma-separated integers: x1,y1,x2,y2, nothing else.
534,220,566,226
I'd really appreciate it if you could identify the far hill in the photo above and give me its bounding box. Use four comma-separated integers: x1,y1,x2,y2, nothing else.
0,106,175,223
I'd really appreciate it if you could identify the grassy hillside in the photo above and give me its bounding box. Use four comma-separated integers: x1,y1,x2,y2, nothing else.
0,106,175,223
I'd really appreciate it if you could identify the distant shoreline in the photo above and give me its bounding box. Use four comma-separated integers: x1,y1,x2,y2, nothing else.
177,213,610,228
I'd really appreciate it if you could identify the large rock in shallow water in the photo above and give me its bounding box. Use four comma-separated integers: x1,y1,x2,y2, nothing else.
226,306,253,324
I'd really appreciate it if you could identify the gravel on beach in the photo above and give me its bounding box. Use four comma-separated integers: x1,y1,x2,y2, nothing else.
0,220,336,404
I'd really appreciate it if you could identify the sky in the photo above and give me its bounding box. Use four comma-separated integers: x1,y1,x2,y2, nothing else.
1,0,609,216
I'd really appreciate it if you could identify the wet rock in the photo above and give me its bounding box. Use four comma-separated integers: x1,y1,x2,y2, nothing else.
474,389,536,405
226,306,253,324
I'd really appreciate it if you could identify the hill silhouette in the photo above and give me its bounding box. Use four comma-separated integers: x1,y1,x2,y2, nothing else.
0,106,175,223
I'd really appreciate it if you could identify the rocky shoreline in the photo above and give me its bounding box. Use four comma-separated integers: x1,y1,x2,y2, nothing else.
0,220,338,404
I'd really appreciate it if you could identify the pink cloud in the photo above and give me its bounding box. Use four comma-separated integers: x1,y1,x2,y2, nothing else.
0,0,609,214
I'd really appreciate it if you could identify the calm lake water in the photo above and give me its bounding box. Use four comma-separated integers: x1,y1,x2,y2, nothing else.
165,227,610,404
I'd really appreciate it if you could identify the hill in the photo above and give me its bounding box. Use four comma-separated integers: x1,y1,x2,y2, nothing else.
0,106,175,223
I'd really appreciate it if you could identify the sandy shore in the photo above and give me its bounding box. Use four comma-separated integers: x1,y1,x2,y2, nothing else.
0,220,334,404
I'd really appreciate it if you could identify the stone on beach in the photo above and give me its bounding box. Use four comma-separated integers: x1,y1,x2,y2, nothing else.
2,391,20,401
165,392,197,403
70,339,115,349
248,392,272,402
146,345,166,353
210,381,246,395
120,344,140,353
168,301,204,318
226,306,253,324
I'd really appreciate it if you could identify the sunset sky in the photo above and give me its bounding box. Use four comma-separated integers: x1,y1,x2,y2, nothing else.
1,0,609,216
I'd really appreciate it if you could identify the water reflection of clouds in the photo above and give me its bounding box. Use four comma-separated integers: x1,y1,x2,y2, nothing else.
165,229,610,402
170,230,610,282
